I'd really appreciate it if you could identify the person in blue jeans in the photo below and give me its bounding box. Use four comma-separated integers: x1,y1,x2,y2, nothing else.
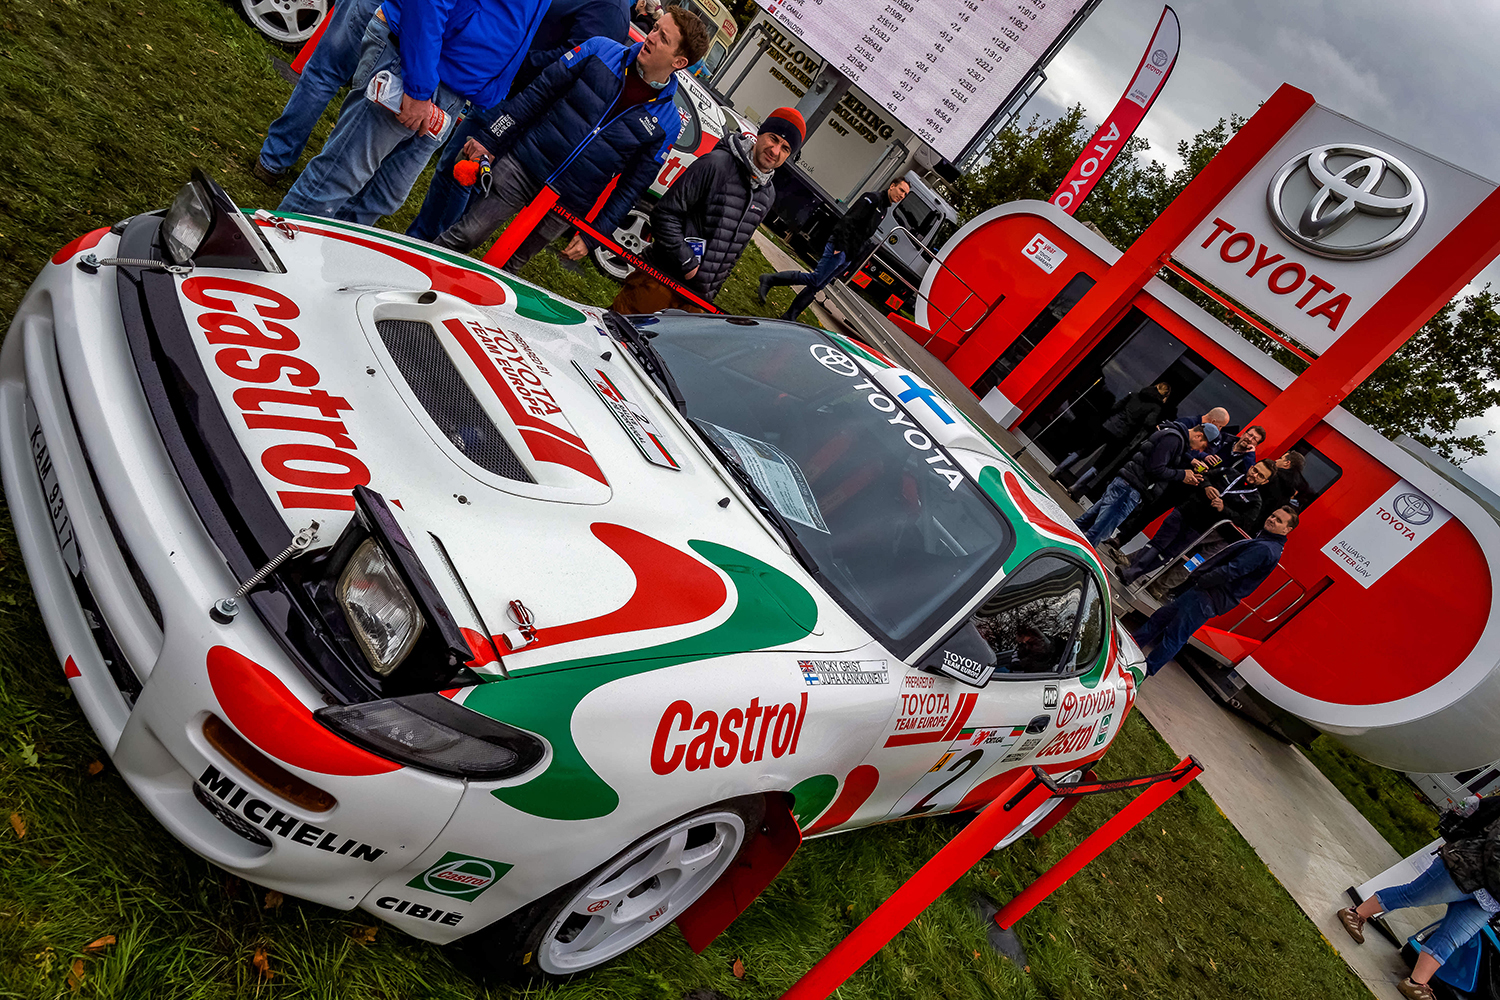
279,0,549,225
253,0,382,185
759,178,909,321
1131,506,1294,675
1075,422,1213,546
1340,801,1500,1000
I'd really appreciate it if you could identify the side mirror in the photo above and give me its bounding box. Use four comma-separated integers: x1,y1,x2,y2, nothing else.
918,621,997,687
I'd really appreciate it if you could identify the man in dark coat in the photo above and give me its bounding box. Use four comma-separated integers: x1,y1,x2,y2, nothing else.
610,107,803,312
404,0,634,241
756,176,910,320
1132,506,1296,675
1074,421,1215,546
1105,410,1246,547
1058,381,1170,491
427,15,708,268
1120,459,1273,585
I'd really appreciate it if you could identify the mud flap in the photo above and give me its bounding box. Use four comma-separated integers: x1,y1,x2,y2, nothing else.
676,792,801,952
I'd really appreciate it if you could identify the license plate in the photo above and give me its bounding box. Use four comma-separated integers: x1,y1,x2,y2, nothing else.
26,398,83,578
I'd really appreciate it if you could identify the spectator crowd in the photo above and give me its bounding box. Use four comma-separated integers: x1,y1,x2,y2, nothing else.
250,0,906,316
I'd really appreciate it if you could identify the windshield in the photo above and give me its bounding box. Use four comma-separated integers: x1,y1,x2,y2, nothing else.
893,196,937,239
643,316,1014,655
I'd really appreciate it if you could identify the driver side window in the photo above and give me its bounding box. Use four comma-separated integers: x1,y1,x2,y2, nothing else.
973,555,1103,676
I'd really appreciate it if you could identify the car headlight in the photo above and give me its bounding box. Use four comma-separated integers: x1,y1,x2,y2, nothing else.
315,693,546,778
337,537,425,675
162,180,212,264
158,168,284,271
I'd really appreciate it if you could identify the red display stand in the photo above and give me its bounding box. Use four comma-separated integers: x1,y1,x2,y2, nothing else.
289,3,336,75
780,757,1205,1000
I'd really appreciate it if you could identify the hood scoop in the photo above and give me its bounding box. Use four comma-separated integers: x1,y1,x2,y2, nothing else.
376,318,534,483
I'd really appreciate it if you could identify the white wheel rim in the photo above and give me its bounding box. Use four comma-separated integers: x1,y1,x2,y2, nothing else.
994,769,1081,849
536,809,746,975
595,211,650,280
242,0,329,43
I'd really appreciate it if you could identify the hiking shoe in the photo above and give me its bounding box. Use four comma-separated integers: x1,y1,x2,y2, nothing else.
1397,978,1436,1000
1337,906,1365,945
757,274,771,304
251,158,286,186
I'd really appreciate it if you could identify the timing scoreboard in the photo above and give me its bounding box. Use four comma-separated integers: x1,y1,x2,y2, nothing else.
756,0,1086,161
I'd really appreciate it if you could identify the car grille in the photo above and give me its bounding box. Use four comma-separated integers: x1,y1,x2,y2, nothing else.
375,320,534,483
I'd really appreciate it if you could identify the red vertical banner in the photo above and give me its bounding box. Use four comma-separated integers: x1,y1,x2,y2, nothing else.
1051,5,1180,214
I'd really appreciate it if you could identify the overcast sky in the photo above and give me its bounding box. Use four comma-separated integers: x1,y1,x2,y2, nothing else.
1018,0,1500,492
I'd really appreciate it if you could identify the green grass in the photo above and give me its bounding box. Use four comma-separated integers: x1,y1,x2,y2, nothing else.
0,1,1370,997
1302,736,1441,857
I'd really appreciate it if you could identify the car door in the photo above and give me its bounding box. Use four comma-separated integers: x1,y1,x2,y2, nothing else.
876,552,1109,820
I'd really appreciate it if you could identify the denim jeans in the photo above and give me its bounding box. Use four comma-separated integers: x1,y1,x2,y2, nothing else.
1074,477,1141,546
405,113,493,241
278,17,466,224
1133,588,1216,675
1377,857,1491,964
257,0,382,175
763,241,846,320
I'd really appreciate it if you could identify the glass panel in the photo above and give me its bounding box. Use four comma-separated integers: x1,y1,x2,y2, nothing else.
973,556,1087,676
971,273,1098,399
671,86,701,151
645,316,1016,654
1063,576,1106,672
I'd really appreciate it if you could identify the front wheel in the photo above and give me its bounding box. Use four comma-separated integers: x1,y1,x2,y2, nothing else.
238,0,330,45
454,796,763,982
592,209,651,282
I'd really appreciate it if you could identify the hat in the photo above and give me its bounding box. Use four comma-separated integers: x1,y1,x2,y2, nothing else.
1198,423,1221,442
759,107,806,156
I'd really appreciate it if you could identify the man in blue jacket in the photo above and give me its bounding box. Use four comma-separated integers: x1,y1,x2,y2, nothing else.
426,10,708,269
1132,506,1297,676
1075,421,1215,546
279,0,550,224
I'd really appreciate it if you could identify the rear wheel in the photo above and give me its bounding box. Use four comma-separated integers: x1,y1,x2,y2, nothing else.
593,209,651,282
454,796,763,982
238,0,329,46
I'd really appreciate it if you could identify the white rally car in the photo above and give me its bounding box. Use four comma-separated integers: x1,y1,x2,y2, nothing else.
2,173,1143,980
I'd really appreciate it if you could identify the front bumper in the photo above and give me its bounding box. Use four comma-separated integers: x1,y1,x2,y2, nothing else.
0,230,465,914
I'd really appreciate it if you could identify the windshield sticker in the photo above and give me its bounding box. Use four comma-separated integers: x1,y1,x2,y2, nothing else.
850,379,966,491
810,343,861,377
698,422,829,533
574,362,680,470
799,659,889,686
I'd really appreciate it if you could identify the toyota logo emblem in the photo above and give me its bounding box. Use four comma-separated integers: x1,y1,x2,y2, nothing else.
1392,493,1434,525
1151,48,1169,67
1266,143,1426,260
810,344,859,377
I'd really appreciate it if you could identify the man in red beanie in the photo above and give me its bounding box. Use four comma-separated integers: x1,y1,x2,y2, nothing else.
611,106,804,313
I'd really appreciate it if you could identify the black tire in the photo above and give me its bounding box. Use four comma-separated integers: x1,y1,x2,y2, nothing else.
450,794,765,984
237,0,330,47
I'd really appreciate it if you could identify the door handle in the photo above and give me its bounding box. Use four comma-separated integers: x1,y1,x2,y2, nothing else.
1026,714,1050,734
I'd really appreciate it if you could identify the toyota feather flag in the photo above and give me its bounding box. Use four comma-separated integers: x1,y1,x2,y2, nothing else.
1051,6,1180,214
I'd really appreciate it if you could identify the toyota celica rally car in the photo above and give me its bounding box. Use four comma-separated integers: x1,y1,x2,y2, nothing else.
1,172,1144,979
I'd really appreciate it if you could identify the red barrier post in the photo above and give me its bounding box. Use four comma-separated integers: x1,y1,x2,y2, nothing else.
481,187,560,268
780,771,1058,1000
993,756,1203,929
289,3,336,75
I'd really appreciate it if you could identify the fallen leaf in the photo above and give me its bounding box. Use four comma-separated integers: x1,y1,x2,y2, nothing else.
973,950,981,959
252,948,275,981
68,958,85,991
84,935,116,952
1161,828,1167,835
351,926,378,944
144,43,153,50
1155,894,1164,904
1047,932,1056,941
1209,956,1217,971
732,957,746,979
9,813,24,839
264,890,284,910
87,760,103,775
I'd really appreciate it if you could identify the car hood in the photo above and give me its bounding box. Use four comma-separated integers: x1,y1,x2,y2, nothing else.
171,218,857,677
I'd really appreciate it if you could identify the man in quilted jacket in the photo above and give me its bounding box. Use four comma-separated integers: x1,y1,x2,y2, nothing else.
611,107,804,313
427,9,709,268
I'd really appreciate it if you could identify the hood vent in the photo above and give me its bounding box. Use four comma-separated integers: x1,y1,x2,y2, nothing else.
376,319,534,483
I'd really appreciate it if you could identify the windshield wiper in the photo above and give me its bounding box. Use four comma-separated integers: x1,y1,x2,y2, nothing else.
691,428,818,574
603,311,686,414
